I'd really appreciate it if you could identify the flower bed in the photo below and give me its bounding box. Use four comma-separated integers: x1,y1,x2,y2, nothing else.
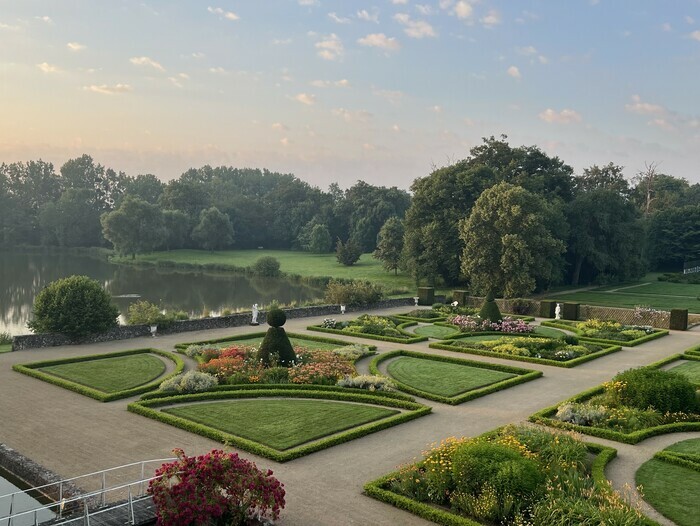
430,334,621,368
12,349,184,402
530,354,700,444
540,319,669,346
393,309,449,323
369,350,541,404
128,385,430,462
308,315,428,343
364,424,652,526
447,315,535,334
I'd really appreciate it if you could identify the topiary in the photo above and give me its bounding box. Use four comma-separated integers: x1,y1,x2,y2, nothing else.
28,275,119,338
479,290,502,323
266,307,287,327
257,308,295,366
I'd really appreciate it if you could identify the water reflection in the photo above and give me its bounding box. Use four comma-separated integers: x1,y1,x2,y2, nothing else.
0,251,324,335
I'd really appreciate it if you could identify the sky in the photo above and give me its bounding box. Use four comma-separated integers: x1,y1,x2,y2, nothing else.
1,0,699,190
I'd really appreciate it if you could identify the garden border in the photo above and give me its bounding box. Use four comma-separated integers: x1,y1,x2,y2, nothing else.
369,350,542,405
174,331,374,352
528,353,700,444
306,319,429,344
128,386,431,462
540,321,669,347
12,348,185,402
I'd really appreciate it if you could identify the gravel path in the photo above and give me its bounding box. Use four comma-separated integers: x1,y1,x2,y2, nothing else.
1,308,698,525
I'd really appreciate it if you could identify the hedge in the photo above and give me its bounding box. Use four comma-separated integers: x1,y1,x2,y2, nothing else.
128,388,431,462
528,355,700,444
174,331,368,352
540,321,669,347
306,320,429,344
369,350,542,405
13,348,184,402
428,340,622,368
363,431,639,526
653,451,700,474
392,312,448,323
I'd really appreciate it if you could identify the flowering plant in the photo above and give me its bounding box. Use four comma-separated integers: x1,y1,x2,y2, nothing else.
448,315,533,334
148,448,285,526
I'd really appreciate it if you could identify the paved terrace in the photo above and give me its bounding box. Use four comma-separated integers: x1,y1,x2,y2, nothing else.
1,306,699,526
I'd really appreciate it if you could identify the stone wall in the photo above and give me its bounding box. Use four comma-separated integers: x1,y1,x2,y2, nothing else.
12,297,431,351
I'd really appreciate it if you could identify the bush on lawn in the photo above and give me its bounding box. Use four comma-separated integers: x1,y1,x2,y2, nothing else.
324,279,384,306
251,256,281,277
28,275,119,338
127,300,177,328
479,291,502,323
149,449,285,526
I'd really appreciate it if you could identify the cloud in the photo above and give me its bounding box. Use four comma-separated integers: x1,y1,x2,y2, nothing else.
298,0,319,5
35,16,53,24
168,73,190,88
209,66,227,74
271,38,292,45
66,42,85,51
685,15,695,24
453,1,473,19
480,10,501,27
357,9,379,23
416,5,434,15
661,23,672,31
280,137,290,146
310,79,349,87
391,0,409,4
430,105,442,113
207,6,239,21
328,12,350,24
84,84,132,95
538,108,582,123
691,30,700,41
625,94,664,115
0,22,21,31
130,56,165,72
358,33,400,50
374,88,405,104
516,46,537,56
272,122,289,131
649,118,675,132
394,13,436,38
392,124,400,131
507,65,521,78
36,62,59,73
182,52,206,59
332,108,372,122
294,93,316,105
315,33,344,60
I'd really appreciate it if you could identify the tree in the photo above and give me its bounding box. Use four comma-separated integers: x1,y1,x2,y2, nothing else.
28,275,119,337
251,256,281,277
121,173,164,204
631,163,690,216
335,238,362,266
460,182,566,297
161,209,190,250
308,224,332,253
60,154,125,212
192,207,234,250
374,217,404,275
101,196,166,258
574,163,630,196
646,205,700,271
38,188,103,247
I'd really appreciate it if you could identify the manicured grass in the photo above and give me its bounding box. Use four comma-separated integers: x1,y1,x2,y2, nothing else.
637,452,700,526
386,357,515,397
412,324,459,339
667,361,700,385
533,325,567,339
114,249,416,290
667,438,700,455
0,344,11,353
39,354,166,393
164,399,398,450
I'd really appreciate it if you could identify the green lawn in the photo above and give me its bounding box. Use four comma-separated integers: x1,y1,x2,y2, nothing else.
0,344,11,353
39,354,166,393
114,249,416,290
413,325,460,339
386,357,515,397
668,361,700,385
636,439,700,526
533,326,567,339
163,399,399,450
451,334,504,343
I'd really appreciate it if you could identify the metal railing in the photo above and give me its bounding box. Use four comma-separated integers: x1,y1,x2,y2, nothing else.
0,458,175,526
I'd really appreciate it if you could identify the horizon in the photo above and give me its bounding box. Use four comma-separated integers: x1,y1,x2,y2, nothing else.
2,0,699,189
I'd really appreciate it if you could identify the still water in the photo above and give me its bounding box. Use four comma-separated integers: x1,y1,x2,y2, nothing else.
0,251,325,335
0,468,55,526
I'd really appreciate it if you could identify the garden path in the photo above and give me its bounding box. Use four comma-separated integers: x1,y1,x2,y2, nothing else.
1,308,699,525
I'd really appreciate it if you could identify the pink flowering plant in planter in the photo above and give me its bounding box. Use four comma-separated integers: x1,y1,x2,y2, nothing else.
149,448,285,526
448,315,533,334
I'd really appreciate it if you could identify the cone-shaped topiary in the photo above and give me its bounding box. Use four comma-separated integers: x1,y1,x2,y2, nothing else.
257,307,296,367
479,290,502,323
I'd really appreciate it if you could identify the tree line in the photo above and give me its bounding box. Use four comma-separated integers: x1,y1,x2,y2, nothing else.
1,135,698,295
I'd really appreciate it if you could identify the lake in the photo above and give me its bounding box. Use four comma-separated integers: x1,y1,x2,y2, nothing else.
0,251,325,336
0,468,55,526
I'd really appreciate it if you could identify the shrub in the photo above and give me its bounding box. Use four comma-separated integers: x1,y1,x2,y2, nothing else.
288,359,355,385
337,375,394,391
159,371,218,394
556,403,609,427
324,279,384,306
258,326,296,367
606,368,698,414
127,300,171,327
335,238,362,266
184,344,218,359
149,449,285,526
478,291,502,323
0,331,12,345
251,256,281,277
266,307,287,328
28,275,119,338
331,344,374,361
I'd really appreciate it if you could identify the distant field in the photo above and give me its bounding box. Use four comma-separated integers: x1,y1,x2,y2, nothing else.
114,249,417,291
549,277,700,313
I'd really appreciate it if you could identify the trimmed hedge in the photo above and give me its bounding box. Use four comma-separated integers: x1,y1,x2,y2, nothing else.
393,312,448,323
307,320,429,344
13,348,184,402
369,350,542,404
174,331,371,352
653,451,700,474
562,302,579,321
128,388,431,462
363,431,635,526
429,339,622,368
540,320,669,347
529,355,700,444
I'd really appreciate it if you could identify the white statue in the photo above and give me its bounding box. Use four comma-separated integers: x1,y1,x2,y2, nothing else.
251,304,259,325
340,304,346,315
555,303,562,320
414,297,420,307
